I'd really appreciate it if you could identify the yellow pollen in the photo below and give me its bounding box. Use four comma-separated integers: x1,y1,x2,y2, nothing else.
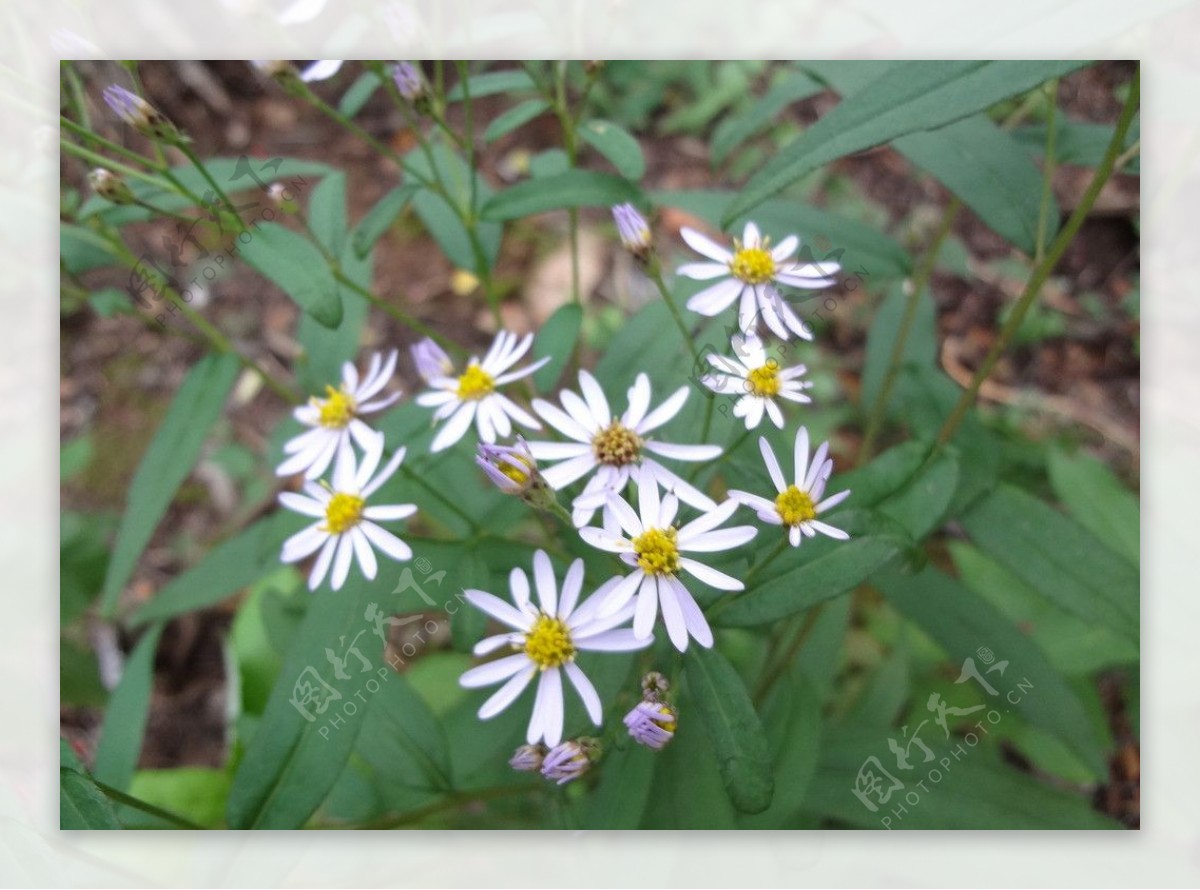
523,614,575,669
775,485,816,527
323,492,365,535
592,421,643,467
315,385,356,429
456,363,495,400
729,245,775,285
746,360,781,397
633,527,680,576
656,705,678,733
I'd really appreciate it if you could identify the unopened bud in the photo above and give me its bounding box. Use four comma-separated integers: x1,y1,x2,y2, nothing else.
624,701,677,751
88,168,134,205
612,203,653,261
640,671,670,701
476,437,541,498
102,85,179,142
392,62,428,109
509,743,546,773
540,738,600,785
267,182,299,213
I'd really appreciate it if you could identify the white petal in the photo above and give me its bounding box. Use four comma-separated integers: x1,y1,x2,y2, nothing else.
530,668,564,746
728,490,777,515
637,473,662,529
633,575,659,639
622,374,652,429
478,665,536,719
657,578,689,652
558,559,585,619
685,278,742,316
794,426,810,484
680,226,733,263
493,394,540,431
532,399,591,442
464,588,532,631
817,489,851,513
430,403,476,453
359,521,412,562
742,221,762,247
461,653,531,689
299,59,343,82
811,519,850,540
533,549,558,616
597,570,643,617
676,496,740,540
771,234,799,262
279,491,326,518
473,633,522,657
805,441,830,492
677,262,731,280
350,526,377,580
527,441,591,460
636,386,690,435
330,534,355,590
560,389,601,434
578,525,630,555
669,576,713,648
542,452,598,489
643,440,722,461
577,370,612,426
789,525,803,547
281,523,327,562
564,661,603,725
679,558,744,591
643,461,717,511
760,437,786,492
575,628,650,652
307,537,337,590
363,503,417,521
681,526,757,553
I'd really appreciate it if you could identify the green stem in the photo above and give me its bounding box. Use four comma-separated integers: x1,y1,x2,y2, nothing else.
934,66,1140,451
60,115,162,171
59,139,173,191
175,140,248,234
859,198,960,457
752,603,825,705
1034,79,1059,264
648,267,701,366
353,783,539,829
93,778,205,830
705,533,789,622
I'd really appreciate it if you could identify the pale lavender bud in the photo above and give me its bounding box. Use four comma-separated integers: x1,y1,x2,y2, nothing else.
509,743,545,772
410,338,454,382
540,738,599,785
612,203,652,259
476,438,540,496
624,700,677,750
102,85,176,141
392,62,426,102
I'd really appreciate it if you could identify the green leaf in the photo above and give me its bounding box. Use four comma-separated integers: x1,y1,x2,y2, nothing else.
584,743,658,829
483,98,550,143
877,567,1109,775
92,623,164,791
407,145,501,273
860,283,937,414
1014,119,1140,172
130,512,305,626
579,119,646,180
61,768,122,829
715,516,908,628
61,224,119,274
445,69,534,101
876,449,960,539
806,63,1058,253
99,353,241,617
1047,448,1139,566
352,185,418,259
529,148,570,178
711,70,824,164
531,303,582,392
449,551,490,654
725,60,1087,224
738,676,821,828
640,702,737,828
656,189,912,280
127,768,231,829
226,574,386,829
239,222,343,327
960,484,1139,643
307,170,348,256
683,645,774,814
480,170,643,221
338,70,382,118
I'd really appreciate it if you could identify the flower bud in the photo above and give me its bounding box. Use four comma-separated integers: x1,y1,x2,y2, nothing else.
392,62,428,108
102,85,179,142
267,182,299,214
540,738,600,785
640,671,670,702
612,203,652,261
509,743,546,773
624,700,677,751
88,168,135,205
476,437,541,497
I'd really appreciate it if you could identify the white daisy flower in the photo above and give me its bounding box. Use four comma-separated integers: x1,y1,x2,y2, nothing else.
729,426,851,547
459,550,650,747
276,350,401,480
528,370,722,527
579,476,757,652
702,333,812,430
412,332,548,453
677,221,840,341
278,439,416,591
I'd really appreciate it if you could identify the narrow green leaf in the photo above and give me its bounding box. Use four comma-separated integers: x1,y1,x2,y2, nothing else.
584,743,658,829
61,768,122,829
876,449,960,539
960,484,1139,643
711,70,824,164
1047,448,1139,566
338,70,382,118
352,673,455,799
683,646,774,814
877,567,1109,775
445,69,534,101
531,303,582,392
725,60,1087,224
92,623,164,791
239,222,343,327
407,145,501,273
640,697,738,828
579,119,646,180
127,768,231,829
352,185,418,259
1013,119,1140,172
449,551,489,653
860,283,937,413
738,676,821,828
99,353,241,616
130,512,304,626
307,171,347,256
481,170,643,221
483,98,550,143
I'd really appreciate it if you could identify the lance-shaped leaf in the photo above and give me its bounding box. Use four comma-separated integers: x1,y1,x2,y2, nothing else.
239,222,343,328
92,623,164,791
480,170,643,221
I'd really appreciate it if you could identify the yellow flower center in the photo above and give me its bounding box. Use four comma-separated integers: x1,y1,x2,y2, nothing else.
633,527,680,576
775,485,816,527
656,704,678,733
729,245,775,285
499,455,532,486
456,363,495,400
523,614,575,669
592,421,642,467
746,360,781,397
323,492,365,535
315,385,356,429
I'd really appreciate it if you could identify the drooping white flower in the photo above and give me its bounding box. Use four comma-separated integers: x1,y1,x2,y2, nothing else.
413,332,548,453
276,350,401,480
278,440,416,591
459,551,649,747
677,221,840,341
529,370,722,527
579,476,757,651
701,333,812,430
729,426,851,547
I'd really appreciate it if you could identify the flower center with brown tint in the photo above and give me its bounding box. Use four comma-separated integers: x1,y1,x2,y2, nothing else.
591,421,642,467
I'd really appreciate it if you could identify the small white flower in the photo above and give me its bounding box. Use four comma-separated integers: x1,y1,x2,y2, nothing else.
702,333,812,430
677,221,840,341
579,476,757,652
279,440,416,591
459,551,650,747
529,370,722,527
276,350,401,480
413,332,548,453
729,426,851,547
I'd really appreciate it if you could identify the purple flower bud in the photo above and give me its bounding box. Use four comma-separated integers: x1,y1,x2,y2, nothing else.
540,738,599,785
392,62,426,102
509,743,546,772
102,85,176,141
476,437,540,496
612,203,652,257
624,700,677,750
